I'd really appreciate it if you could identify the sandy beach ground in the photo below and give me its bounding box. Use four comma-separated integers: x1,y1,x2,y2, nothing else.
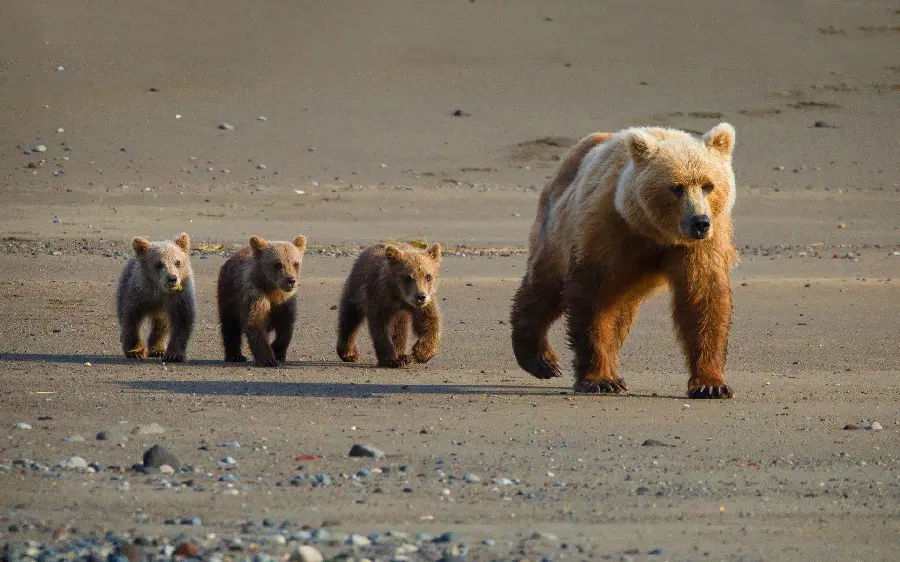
1,1,899,560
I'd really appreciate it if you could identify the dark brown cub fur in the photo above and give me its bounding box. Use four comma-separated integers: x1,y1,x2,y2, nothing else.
337,243,441,368
217,235,307,367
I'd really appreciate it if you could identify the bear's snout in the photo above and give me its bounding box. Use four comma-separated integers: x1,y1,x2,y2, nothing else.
165,273,179,286
688,215,711,239
414,291,428,305
284,275,297,288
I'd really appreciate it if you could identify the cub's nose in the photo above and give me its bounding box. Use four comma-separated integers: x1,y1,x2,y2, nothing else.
415,292,428,304
284,275,296,287
690,215,711,238
166,274,178,284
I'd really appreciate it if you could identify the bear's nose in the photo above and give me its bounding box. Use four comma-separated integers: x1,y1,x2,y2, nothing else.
285,275,296,287
690,215,711,238
166,274,178,284
415,292,428,303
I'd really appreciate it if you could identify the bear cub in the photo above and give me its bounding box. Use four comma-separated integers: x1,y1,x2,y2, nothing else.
337,243,442,368
217,235,307,367
116,233,196,362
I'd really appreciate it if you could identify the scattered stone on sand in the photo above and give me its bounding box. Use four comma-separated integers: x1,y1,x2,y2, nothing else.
349,444,385,458
290,545,324,562
865,421,883,430
34,145,47,153
173,542,199,557
56,457,88,469
132,423,165,435
843,424,860,430
256,115,267,121
218,441,241,448
143,445,180,469
452,109,470,117
348,534,372,547
464,472,481,483
13,422,32,430
96,429,128,442
641,439,669,447
63,435,85,442
219,456,237,467
256,164,267,170
218,122,235,130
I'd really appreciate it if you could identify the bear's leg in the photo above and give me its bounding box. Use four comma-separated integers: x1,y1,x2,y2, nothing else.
336,297,364,362
246,299,279,367
163,294,195,363
412,302,441,364
369,306,410,368
510,271,564,379
564,267,628,394
220,311,247,362
147,314,170,357
270,298,297,363
392,310,411,356
669,258,734,399
121,306,148,359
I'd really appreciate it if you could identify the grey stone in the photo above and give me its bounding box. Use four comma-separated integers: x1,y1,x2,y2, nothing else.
348,444,384,458
143,445,180,470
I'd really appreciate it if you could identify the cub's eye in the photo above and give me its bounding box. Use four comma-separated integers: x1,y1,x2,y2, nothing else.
407,274,415,282
670,184,685,196
702,182,714,193
174,260,181,268
273,262,283,270
293,262,300,270
425,274,433,282
156,262,165,269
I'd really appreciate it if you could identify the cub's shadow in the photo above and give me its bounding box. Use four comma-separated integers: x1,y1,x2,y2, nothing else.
0,353,370,369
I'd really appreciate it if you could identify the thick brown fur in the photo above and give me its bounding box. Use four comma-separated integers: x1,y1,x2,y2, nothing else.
337,243,441,368
217,235,307,367
510,124,739,399
116,233,196,362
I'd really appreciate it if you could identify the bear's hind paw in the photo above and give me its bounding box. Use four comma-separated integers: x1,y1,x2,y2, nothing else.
573,378,628,394
688,384,733,399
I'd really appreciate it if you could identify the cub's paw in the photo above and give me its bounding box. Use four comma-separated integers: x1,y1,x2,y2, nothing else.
378,355,412,368
274,352,288,363
688,384,734,399
256,358,282,368
573,378,628,394
162,351,185,363
523,353,562,379
412,342,436,364
225,354,248,363
148,348,166,358
125,345,149,359
337,345,359,363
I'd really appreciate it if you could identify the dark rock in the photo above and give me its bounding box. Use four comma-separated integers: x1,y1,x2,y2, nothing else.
142,445,180,469
348,444,384,458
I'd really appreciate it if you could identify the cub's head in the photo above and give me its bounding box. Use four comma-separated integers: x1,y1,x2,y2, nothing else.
617,123,736,244
384,243,441,308
250,235,307,294
133,233,192,292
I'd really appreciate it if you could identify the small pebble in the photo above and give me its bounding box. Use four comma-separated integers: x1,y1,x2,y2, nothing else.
56,457,88,469
348,444,385,458
464,473,481,483
13,422,32,430
96,430,128,442
290,546,324,562
53,217,62,223
218,441,241,448
256,164,267,170
132,422,165,435
256,116,267,121
57,128,65,133
34,145,47,153
219,122,235,130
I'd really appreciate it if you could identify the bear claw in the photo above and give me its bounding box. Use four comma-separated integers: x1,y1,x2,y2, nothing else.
338,347,359,363
688,384,733,399
124,346,148,359
573,378,628,394
148,348,166,358
378,355,412,368
256,358,281,368
524,357,562,379
162,352,185,363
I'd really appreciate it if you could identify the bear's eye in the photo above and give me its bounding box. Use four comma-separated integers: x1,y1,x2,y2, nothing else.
702,182,714,193
174,260,181,268
273,262,283,270
425,274,433,282
156,262,165,269
407,274,415,283
293,262,300,270
670,184,685,196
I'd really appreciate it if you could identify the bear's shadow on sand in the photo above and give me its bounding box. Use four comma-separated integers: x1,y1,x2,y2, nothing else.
1,353,679,399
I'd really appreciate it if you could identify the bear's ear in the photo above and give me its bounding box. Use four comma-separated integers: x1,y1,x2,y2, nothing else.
703,123,736,157
174,233,190,252
293,235,307,252
384,245,404,263
426,242,441,264
249,236,268,253
627,130,660,163
132,237,151,255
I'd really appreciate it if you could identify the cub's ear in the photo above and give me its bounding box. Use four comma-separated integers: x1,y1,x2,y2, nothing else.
249,236,268,252
703,122,736,157
627,130,660,163
132,237,152,254
426,242,441,264
384,245,404,263
293,235,307,252
174,233,190,252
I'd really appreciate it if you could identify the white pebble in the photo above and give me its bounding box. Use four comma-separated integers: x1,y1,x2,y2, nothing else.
290,546,323,562
142,187,151,192
869,422,883,431
13,422,32,430
56,65,65,72
53,216,62,224
34,145,47,153
57,127,65,133
218,122,235,131
256,115,267,121
175,114,182,119
256,164,266,170
294,190,306,195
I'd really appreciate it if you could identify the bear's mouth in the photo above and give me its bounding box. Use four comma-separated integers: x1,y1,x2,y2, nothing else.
167,283,183,292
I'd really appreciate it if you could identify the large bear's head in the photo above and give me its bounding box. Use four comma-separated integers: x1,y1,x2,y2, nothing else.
383,243,441,308
132,233,192,292
615,123,736,244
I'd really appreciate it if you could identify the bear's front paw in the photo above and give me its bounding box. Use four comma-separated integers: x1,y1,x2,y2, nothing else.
162,351,186,363
148,347,166,358
412,341,435,364
337,345,359,363
125,345,149,359
378,355,412,368
225,354,248,363
256,358,282,368
573,378,628,394
526,354,562,379
688,384,733,399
